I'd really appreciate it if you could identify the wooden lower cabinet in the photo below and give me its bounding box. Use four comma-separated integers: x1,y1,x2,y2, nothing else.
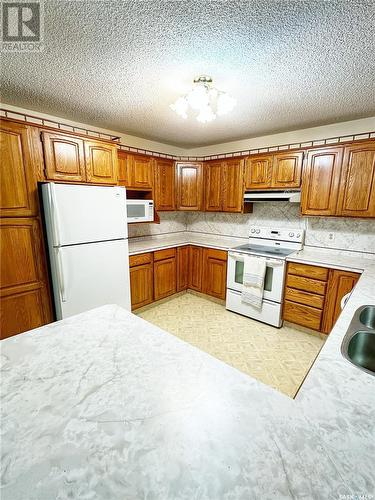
0,218,52,339
202,248,227,299
154,248,177,300
129,253,153,310
284,300,323,331
177,246,189,291
322,269,360,333
283,262,360,334
188,246,204,291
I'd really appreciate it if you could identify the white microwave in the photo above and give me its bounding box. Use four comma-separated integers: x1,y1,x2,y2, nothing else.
126,199,154,223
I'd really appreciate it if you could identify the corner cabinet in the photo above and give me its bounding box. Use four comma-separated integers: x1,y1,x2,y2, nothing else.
42,131,118,184
176,162,204,211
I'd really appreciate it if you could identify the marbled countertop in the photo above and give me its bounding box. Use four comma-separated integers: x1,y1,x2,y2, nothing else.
2,236,375,498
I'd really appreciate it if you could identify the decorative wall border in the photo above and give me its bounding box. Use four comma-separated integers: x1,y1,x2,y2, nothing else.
2,107,374,161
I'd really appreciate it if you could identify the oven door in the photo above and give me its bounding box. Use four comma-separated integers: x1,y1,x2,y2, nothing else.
227,251,285,303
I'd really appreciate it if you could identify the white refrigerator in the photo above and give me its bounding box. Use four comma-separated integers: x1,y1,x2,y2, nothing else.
42,183,131,319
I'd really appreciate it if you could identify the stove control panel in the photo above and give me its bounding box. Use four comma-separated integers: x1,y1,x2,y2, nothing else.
249,226,305,243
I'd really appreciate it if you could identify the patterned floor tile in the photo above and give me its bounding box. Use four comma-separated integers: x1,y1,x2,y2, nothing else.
137,292,325,398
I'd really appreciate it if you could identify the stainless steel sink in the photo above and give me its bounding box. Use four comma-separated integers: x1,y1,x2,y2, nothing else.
341,305,375,376
359,306,375,329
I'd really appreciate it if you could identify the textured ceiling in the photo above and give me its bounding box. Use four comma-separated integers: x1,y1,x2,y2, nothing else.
1,0,375,147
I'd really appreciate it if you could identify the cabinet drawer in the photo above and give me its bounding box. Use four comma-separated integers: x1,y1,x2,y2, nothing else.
283,300,322,331
129,252,153,267
203,247,227,261
285,287,325,309
286,274,327,295
154,247,176,261
287,262,328,281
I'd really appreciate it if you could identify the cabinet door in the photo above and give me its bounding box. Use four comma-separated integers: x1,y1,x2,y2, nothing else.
223,159,244,212
154,160,176,210
176,163,204,211
244,155,273,189
0,218,52,339
42,132,86,182
177,246,189,291
271,152,303,188
132,155,154,189
205,161,222,211
322,270,360,333
188,246,203,291
336,142,375,217
129,262,153,310
117,151,131,186
202,248,227,299
301,147,343,216
85,140,118,184
0,121,38,216
154,257,177,301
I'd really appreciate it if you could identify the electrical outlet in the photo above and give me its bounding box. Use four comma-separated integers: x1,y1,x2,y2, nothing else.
328,233,335,241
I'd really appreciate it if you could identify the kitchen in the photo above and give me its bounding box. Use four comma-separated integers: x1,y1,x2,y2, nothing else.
1,1,375,499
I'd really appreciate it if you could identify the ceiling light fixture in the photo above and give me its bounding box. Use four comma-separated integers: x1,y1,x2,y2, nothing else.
170,75,236,123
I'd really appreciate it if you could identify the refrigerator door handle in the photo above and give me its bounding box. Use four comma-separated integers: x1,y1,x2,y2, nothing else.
56,247,67,302
50,183,62,247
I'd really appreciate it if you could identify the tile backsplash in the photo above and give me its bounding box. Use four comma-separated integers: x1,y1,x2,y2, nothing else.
128,212,186,238
129,204,375,256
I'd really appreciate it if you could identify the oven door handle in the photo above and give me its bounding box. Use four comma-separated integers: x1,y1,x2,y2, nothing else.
229,253,284,266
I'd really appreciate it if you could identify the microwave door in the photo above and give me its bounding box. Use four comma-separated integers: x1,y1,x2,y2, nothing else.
127,203,146,221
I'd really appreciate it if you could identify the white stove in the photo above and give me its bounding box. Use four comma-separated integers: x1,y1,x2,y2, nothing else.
226,226,304,327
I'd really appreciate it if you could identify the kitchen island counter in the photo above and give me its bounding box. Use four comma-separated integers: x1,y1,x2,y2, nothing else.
1,297,374,499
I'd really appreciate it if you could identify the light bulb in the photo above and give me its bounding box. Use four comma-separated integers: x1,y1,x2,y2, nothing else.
196,105,216,123
187,84,209,110
216,93,236,116
170,96,188,119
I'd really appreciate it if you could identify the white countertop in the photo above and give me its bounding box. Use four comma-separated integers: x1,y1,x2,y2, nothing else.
1,235,375,499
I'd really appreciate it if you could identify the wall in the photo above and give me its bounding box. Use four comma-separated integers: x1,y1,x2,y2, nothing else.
185,205,375,256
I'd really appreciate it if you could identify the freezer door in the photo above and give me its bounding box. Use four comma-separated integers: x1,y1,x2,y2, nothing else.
51,239,131,319
43,183,128,246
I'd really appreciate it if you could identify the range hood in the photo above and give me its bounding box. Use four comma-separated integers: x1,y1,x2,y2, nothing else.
244,190,301,203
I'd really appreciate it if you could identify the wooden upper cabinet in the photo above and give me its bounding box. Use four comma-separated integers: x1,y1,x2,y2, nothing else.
322,269,360,333
42,132,86,182
301,147,343,216
336,142,375,217
84,140,118,184
117,151,131,185
132,155,154,189
205,161,223,211
245,155,273,189
176,162,203,211
154,159,176,211
0,121,38,216
202,248,227,300
223,159,244,212
0,218,52,339
271,152,303,188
